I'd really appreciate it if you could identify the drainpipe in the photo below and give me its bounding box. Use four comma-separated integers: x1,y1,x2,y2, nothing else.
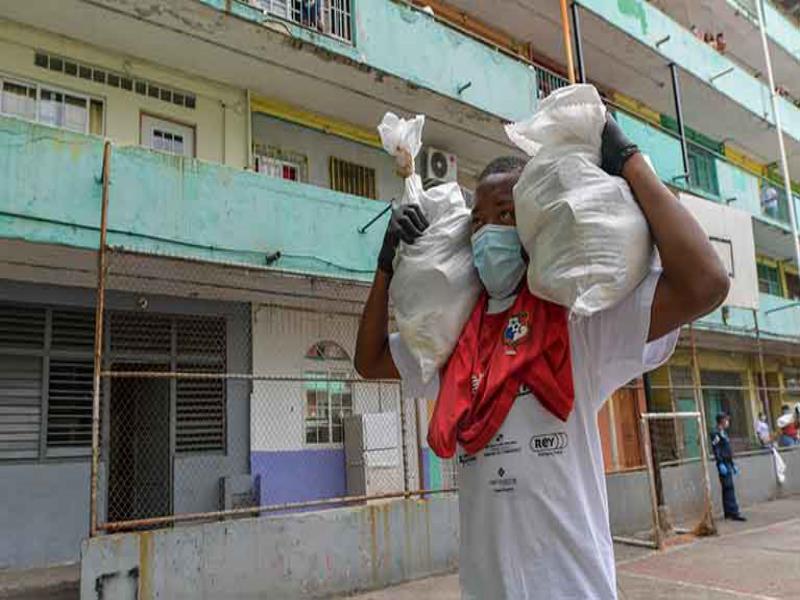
570,3,586,84
669,63,690,182
756,0,800,273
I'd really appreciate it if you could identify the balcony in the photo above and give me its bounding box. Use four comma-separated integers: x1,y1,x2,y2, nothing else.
612,105,800,231
0,115,387,282
697,293,800,342
201,0,539,122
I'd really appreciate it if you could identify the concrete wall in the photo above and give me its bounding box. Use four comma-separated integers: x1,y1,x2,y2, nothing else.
607,447,800,536
209,0,538,122
251,113,403,203
0,114,389,280
81,496,459,600
0,279,251,569
0,20,247,167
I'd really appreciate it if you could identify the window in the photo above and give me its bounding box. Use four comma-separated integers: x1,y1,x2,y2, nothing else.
140,114,195,158
304,341,353,445
0,76,104,135
257,156,300,181
0,303,228,461
701,370,751,450
175,316,227,454
757,262,783,296
329,157,377,199
688,146,719,197
252,0,353,42
34,51,197,110
785,271,800,300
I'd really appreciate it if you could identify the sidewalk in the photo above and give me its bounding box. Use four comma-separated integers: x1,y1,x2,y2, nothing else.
346,495,800,600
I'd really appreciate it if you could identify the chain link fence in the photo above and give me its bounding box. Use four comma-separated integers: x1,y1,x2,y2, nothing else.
91,248,455,533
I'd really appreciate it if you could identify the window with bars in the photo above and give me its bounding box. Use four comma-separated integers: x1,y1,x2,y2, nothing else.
757,262,783,296
329,157,377,199
0,302,227,460
250,0,353,42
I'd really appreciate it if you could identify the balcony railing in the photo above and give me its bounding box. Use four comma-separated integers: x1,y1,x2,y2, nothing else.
248,0,353,42
606,99,800,229
532,64,570,100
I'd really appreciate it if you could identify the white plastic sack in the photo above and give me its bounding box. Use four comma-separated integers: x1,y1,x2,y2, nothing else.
378,112,480,383
506,84,652,316
772,446,787,485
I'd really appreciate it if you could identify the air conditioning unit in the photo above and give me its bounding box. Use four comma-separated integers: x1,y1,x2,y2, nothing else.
422,147,458,185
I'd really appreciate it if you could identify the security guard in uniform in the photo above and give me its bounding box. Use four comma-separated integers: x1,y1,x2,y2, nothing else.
711,412,746,521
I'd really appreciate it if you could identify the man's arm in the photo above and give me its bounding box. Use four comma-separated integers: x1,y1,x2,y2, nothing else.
621,154,730,341
354,269,400,379
355,204,428,379
603,117,730,341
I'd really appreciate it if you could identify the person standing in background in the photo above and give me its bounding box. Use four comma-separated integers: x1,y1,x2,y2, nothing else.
778,404,799,447
755,412,771,447
711,413,746,521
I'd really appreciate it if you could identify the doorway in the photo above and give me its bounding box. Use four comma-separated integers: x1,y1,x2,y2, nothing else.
108,363,171,522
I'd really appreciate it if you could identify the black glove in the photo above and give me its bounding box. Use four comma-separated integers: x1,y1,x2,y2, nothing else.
600,113,639,177
377,204,429,275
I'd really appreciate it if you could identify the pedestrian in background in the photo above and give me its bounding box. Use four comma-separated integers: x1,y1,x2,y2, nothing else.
755,412,771,447
777,404,799,447
711,413,746,521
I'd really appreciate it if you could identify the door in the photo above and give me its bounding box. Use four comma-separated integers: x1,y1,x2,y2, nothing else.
108,363,171,522
140,114,195,157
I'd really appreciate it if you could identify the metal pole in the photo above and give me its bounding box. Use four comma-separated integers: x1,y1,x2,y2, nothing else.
570,2,586,83
689,322,717,536
640,415,663,550
90,141,112,538
756,0,800,273
696,413,717,536
753,309,771,419
669,63,690,180
642,373,664,507
559,0,576,83
415,398,426,498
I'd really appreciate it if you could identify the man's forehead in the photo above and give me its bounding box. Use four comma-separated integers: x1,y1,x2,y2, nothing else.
473,172,518,208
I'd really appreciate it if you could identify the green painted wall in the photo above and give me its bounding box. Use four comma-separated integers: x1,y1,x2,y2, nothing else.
0,115,386,281
201,0,538,122
615,111,685,184
577,0,800,144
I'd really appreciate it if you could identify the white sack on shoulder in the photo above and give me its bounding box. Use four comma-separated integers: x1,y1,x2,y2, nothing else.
377,112,480,383
506,84,652,316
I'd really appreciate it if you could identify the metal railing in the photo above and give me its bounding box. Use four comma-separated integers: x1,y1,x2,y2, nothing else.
249,0,353,43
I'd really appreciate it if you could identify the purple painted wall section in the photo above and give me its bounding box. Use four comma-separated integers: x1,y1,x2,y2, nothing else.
251,449,346,509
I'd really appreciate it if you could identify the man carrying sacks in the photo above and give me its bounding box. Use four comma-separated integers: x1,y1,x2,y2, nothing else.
355,114,729,598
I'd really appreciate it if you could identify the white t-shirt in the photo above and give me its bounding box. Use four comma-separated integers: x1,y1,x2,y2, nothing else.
389,269,678,600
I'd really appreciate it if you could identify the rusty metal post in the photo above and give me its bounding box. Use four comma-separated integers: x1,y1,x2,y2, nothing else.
398,388,410,496
753,309,771,419
688,323,708,430
696,412,717,536
415,397,426,498
89,141,111,537
639,415,663,549
559,0,577,83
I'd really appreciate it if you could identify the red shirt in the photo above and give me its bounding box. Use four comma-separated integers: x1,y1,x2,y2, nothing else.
782,422,798,438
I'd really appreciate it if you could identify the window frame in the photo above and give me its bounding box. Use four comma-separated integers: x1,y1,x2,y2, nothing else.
0,304,95,462
0,71,105,135
757,262,783,297
139,111,197,158
303,341,354,448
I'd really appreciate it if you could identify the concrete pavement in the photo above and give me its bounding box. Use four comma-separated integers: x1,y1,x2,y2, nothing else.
346,495,800,600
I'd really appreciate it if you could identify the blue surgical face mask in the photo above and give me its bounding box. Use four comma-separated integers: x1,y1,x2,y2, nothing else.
471,225,526,299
